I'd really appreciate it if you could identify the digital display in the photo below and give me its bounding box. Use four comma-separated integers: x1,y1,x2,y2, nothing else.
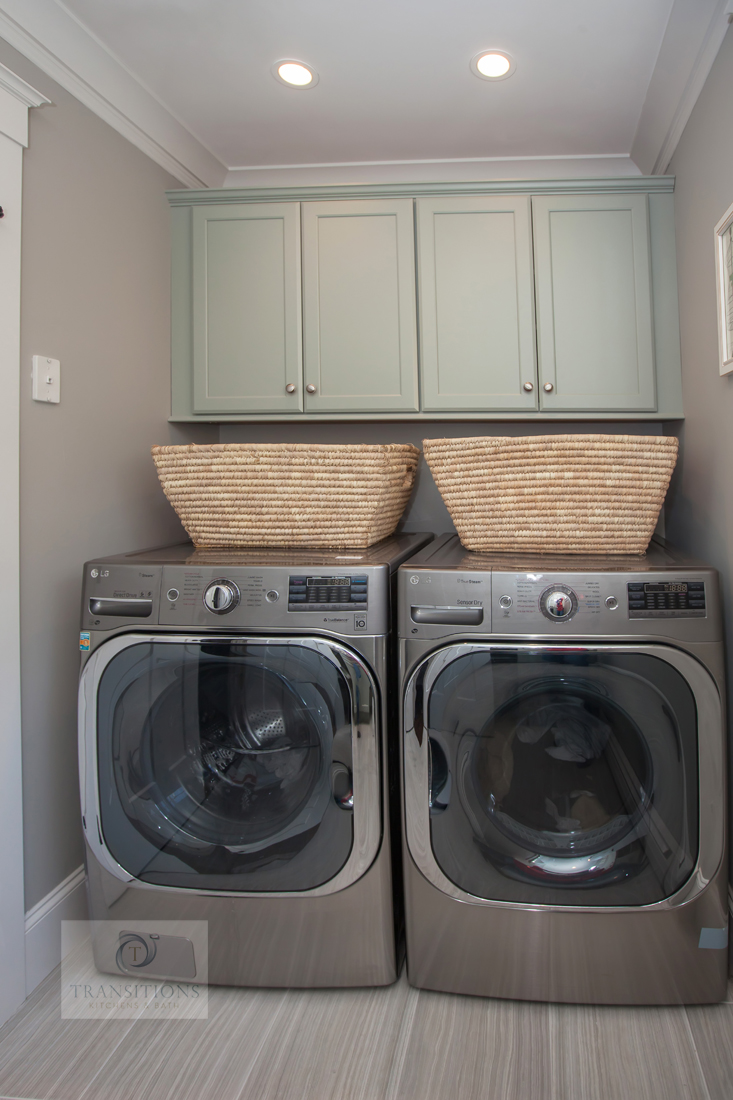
645,583,688,593
306,576,350,586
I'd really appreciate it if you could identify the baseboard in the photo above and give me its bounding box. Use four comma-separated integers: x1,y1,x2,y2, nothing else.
24,865,88,995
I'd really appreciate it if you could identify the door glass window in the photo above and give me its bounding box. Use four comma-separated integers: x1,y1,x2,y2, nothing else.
425,648,698,906
96,641,357,892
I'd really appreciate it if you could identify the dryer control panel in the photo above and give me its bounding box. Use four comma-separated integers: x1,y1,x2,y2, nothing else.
627,581,706,618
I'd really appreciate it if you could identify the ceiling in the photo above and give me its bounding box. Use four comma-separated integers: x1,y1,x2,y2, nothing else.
0,0,730,186
59,0,676,168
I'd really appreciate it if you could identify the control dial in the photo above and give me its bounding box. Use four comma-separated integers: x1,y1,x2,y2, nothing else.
203,579,240,615
540,584,578,622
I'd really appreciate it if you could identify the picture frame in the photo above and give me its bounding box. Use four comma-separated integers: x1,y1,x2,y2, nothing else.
714,199,733,375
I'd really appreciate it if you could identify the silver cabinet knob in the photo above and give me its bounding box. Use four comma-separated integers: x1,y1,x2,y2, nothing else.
522,382,534,392
306,384,317,394
285,383,296,394
543,382,554,393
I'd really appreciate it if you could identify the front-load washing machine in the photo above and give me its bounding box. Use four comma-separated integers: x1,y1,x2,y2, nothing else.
398,534,727,1004
78,532,430,988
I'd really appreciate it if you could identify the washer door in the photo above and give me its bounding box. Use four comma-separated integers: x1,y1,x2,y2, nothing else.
405,644,717,907
80,635,380,895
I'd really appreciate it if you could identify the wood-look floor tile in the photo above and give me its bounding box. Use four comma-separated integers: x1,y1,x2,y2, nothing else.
0,964,138,1100
63,984,291,1100
387,989,552,1100
685,1002,733,1100
551,1003,710,1100
234,977,414,1100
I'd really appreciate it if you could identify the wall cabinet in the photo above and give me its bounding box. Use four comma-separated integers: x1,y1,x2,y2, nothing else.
169,179,682,421
301,200,418,412
532,194,656,412
417,195,537,412
191,202,302,414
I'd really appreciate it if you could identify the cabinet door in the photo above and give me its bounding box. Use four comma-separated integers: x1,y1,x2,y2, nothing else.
192,203,302,414
532,194,656,412
302,200,419,412
417,196,537,411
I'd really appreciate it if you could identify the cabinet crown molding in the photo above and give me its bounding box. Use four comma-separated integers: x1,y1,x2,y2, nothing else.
167,176,675,207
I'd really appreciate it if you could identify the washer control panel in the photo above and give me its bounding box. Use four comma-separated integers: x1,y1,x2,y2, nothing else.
288,574,368,612
627,580,706,618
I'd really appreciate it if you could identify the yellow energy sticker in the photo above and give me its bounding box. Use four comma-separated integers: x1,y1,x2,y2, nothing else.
79,632,90,652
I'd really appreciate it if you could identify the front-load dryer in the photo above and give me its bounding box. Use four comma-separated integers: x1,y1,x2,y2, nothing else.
79,532,431,988
398,535,727,1004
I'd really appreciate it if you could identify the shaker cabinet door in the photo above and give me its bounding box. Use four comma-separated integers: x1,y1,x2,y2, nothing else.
192,203,302,414
301,200,419,412
417,196,537,411
532,194,656,412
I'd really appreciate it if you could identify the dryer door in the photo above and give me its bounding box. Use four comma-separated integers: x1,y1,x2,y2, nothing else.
404,643,723,908
80,635,380,895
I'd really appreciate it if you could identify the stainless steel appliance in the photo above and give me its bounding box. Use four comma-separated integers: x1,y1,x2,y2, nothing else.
79,533,431,988
398,535,727,1004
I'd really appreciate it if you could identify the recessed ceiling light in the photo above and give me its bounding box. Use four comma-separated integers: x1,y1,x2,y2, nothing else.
272,59,319,89
470,51,515,81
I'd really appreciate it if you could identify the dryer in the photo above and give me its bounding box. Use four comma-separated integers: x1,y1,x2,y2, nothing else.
79,532,430,988
398,535,727,1004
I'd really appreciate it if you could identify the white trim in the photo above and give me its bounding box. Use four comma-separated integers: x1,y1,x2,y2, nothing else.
0,0,226,187
226,152,631,173
25,864,85,932
632,0,733,175
0,60,49,108
0,62,47,146
24,865,88,995
652,0,733,173
0,72,35,1025
223,157,642,189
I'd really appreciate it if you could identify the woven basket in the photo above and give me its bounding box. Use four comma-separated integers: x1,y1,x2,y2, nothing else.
152,442,419,548
422,434,679,555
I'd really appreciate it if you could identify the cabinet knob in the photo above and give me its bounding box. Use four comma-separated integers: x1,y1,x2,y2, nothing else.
543,382,554,393
306,384,317,394
285,383,296,394
522,382,534,392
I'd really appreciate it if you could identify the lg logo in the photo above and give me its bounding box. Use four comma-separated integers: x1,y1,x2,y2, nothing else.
409,575,420,585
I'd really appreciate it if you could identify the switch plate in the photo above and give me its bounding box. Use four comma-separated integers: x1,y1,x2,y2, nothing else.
32,356,60,403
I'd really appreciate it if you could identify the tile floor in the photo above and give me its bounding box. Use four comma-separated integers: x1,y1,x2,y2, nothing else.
0,938,731,1100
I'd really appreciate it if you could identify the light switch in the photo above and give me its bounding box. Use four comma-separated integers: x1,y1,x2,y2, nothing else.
32,356,60,403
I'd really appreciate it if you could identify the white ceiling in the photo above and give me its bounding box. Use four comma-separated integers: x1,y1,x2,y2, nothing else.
59,0,675,168
0,0,730,187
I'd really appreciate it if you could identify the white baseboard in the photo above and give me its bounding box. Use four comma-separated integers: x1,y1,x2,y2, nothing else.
24,865,88,995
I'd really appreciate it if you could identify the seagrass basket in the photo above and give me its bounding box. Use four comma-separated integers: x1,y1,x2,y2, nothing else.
152,442,420,548
422,434,678,555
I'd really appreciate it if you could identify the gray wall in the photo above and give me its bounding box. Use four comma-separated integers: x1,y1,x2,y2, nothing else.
0,39,215,911
664,28,733,739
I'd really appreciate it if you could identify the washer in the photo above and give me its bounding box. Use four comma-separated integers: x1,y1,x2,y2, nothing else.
79,532,431,988
398,534,728,1005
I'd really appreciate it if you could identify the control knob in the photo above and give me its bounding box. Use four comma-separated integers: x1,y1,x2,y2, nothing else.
539,584,577,622
203,579,240,614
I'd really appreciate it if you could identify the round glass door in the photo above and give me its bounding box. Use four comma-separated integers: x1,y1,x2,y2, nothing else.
422,647,699,906
95,639,361,892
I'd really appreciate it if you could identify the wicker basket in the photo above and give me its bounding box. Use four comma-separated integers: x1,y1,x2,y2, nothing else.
422,434,679,555
152,442,420,548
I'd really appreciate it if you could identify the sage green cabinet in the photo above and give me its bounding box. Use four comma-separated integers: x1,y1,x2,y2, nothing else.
169,180,682,421
532,194,656,412
192,202,302,414
301,199,419,412
416,196,537,411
